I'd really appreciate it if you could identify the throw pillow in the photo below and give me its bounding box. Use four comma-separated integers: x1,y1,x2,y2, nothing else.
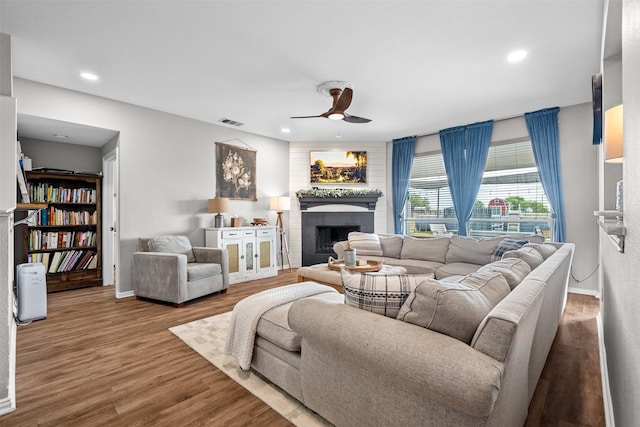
400,236,450,263
502,246,544,269
341,268,432,318
490,238,529,262
347,232,383,256
148,235,196,263
523,243,558,260
379,234,404,259
445,235,505,265
396,271,511,344
477,258,531,290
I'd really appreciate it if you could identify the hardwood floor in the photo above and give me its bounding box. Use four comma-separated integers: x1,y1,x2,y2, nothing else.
3,271,603,426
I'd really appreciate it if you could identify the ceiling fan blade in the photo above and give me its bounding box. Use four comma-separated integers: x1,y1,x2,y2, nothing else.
290,114,325,119
332,87,353,113
343,113,372,123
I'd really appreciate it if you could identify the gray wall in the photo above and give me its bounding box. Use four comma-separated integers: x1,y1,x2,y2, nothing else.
20,137,102,173
13,78,290,297
600,1,640,425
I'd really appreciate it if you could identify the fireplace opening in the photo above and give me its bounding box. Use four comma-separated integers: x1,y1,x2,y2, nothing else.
301,211,374,266
316,225,360,254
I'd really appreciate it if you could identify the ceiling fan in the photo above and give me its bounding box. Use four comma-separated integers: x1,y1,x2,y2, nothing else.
291,81,372,123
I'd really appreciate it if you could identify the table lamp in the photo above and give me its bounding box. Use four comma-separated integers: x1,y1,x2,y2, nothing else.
208,197,229,228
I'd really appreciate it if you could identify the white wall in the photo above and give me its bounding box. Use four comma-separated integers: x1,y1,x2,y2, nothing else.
20,137,102,173
412,106,599,294
13,78,290,294
289,141,387,267
600,1,640,425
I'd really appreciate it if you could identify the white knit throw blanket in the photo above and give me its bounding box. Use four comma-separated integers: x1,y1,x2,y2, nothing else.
224,282,337,370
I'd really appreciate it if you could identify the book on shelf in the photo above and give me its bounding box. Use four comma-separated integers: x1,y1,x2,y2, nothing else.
16,158,30,203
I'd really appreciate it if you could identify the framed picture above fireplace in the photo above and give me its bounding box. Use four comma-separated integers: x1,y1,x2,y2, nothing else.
309,150,367,184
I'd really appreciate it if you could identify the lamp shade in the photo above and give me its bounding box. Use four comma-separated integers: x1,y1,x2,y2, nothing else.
208,198,229,213
269,196,291,211
605,104,623,163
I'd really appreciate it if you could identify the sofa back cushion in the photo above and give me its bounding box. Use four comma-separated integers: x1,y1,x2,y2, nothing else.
396,271,511,344
341,269,432,318
400,236,450,263
523,242,558,260
503,246,544,270
347,232,383,256
148,235,195,263
445,236,504,265
379,234,404,258
477,258,531,290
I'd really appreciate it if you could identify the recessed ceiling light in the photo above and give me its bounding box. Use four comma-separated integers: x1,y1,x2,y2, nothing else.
507,50,527,63
336,134,342,139
80,72,99,81
53,134,69,139
281,128,291,133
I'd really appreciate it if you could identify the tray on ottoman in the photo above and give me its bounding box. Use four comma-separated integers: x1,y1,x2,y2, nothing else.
327,256,383,272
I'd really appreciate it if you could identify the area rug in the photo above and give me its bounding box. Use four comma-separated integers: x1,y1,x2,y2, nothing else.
169,311,331,426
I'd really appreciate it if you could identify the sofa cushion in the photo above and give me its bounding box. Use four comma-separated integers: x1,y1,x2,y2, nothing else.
379,234,404,258
446,236,504,265
524,242,558,260
477,258,531,290
186,262,221,281
257,291,344,352
490,238,529,262
435,262,481,279
400,236,450,263
348,232,383,256
503,246,544,269
341,269,433,318
396,271,511,344
148,235,195,263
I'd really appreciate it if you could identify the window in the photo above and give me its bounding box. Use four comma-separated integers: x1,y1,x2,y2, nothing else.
405,139,551,239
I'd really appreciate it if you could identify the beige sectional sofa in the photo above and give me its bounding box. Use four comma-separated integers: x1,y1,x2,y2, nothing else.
248,234,574,426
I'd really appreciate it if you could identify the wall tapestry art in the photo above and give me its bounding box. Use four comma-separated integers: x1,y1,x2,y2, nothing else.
216,142,257,200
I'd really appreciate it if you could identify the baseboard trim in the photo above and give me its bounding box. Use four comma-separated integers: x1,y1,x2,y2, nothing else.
0,396,16,417
568,286,600,298
116,290,135,299
597,313,615,427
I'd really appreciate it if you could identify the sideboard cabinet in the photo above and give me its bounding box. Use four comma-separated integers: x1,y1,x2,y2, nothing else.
205,226,277,284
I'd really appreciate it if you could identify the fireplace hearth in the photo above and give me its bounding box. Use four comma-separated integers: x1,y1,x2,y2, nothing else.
301,211,374,266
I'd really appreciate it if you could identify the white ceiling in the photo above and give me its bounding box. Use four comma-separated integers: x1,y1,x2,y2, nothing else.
0,0,604,144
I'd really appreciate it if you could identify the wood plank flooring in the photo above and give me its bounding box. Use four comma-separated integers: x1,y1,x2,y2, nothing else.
2,271,603,426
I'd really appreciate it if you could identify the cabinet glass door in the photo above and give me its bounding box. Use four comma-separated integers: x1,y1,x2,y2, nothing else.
245,241,254,272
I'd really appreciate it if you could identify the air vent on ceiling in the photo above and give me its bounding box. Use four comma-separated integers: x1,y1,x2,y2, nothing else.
218,118,244,127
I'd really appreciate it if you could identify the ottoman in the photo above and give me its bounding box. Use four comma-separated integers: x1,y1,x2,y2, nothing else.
250,284,344,401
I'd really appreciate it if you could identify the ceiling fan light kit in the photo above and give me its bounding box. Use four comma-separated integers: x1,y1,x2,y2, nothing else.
291,80,372,124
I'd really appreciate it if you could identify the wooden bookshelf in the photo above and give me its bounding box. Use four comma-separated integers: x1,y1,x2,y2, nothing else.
16,171,102,292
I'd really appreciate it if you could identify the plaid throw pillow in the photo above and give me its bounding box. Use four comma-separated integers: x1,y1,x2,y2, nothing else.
490,238,528,262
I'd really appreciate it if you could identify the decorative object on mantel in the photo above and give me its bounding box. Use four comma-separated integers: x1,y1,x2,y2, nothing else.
208,197,229,228
296,188,383,211
215,142,257,200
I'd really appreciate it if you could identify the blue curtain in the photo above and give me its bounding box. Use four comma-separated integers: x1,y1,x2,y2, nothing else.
525,107,565,242
392,136,416,234
440,120,493,236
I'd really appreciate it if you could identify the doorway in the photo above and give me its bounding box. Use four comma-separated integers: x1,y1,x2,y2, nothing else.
102,148,119,291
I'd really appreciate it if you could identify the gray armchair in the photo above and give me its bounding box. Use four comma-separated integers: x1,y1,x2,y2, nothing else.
133,235,229,306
